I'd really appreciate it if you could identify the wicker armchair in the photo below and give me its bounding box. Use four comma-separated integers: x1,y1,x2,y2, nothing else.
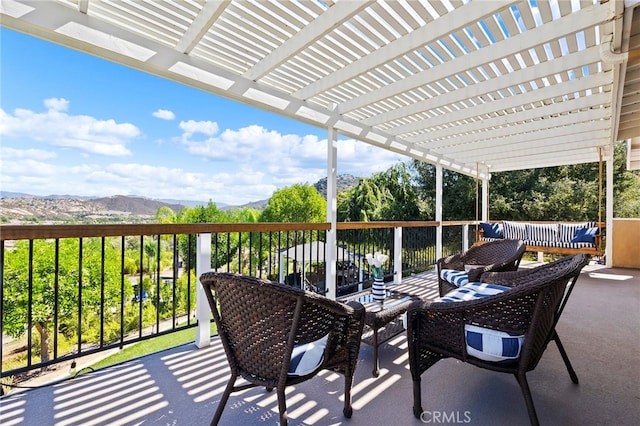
437,238,526,296
408,254,590,426
199,272,365,426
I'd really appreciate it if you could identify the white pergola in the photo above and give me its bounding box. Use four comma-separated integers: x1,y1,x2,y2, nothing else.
3,0,640,277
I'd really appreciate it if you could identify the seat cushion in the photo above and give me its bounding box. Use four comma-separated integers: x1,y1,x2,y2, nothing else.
440,269,469,288
437,282,510,303
464,324,524,362
437,283,523,362
288,335,328,377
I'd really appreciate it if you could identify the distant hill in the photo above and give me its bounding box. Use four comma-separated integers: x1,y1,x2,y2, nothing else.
314,174,360,198
222,199,269,211
0,195,186,224
91,195,184,215
0,175,361,224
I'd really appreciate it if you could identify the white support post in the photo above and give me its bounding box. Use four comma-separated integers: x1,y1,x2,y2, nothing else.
606,152,614,267
394,226,402,284
482,178,489,221
325,126,338,300
462,224,469,252
195,233,212,348
436,165,443,261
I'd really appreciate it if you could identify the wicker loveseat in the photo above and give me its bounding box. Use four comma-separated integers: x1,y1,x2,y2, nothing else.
478,221,604,256
407,254,591,425
200,272,365,426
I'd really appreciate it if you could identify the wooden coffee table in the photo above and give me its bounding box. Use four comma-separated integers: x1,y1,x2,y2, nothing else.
339,287,417,377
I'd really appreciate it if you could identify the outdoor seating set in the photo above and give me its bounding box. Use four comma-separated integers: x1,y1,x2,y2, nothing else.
199,239,591,426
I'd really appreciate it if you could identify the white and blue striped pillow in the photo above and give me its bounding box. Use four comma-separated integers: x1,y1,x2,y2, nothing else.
288,335,327,377
525,223,559,242
503,221,527,240
440,269,470,288
464,324,524,362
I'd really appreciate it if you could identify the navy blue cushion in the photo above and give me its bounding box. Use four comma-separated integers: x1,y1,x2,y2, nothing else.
571,227,599,243
480,222,503,239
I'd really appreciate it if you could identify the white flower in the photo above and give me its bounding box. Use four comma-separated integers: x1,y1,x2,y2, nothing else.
365,251,389,268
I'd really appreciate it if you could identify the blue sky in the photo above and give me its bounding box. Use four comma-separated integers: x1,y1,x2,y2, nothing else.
0,29,406,206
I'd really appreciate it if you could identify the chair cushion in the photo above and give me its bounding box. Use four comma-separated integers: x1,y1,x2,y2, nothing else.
437,283,522,362
288,335,328,377
437,282,510,303
480,222,503,239
464,324,524,362
440,269,469,288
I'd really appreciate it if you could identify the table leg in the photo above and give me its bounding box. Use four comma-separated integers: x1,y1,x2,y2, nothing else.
372,327,380,377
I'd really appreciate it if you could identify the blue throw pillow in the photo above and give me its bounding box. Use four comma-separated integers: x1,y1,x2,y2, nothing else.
571,227,599,243
480,222,503,239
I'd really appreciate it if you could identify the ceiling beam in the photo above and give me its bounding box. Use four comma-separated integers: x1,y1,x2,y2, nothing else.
364,45,604,128
244,0,371,81
406,72,613,144
293,0,518,100
175,1,228,54
337,2,613,114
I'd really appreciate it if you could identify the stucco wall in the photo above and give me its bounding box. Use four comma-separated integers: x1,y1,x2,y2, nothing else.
612,218,640,269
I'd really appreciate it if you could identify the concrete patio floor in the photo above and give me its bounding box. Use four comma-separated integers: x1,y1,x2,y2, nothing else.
1,262,639,426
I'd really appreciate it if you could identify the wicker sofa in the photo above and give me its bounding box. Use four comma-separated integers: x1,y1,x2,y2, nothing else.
478,221,604,256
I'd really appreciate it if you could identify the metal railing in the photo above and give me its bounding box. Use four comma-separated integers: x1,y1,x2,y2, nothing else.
1,221,477,379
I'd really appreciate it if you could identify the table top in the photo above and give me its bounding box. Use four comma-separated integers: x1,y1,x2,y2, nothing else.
338,286,417,316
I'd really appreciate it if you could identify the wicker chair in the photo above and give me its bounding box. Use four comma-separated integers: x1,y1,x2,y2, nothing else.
437,238,526,296
408,254,590,426
199,272,365,426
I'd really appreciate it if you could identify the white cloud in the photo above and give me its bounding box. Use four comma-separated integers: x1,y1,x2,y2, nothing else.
180,124,326,164
152,109,175,120
0,146,57,161
0,98,139,156
179,119,219,140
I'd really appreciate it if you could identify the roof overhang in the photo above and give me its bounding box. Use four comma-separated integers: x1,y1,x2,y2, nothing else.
3,0,640,179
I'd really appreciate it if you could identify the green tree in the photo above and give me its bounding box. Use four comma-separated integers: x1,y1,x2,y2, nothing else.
260,184,326,223
2,238,126,363
155,206,177,224
338,163,425,222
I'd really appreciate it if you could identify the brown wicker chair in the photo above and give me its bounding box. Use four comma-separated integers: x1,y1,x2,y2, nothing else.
199,272,365,426
437,238,526,296
408,253,590,426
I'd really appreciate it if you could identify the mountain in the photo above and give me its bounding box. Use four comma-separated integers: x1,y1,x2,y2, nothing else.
314,174,360,198
91,195,184,215
0,175,361,224
0,195,186,224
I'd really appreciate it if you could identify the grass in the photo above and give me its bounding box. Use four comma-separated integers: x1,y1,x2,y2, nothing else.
90,322,217,371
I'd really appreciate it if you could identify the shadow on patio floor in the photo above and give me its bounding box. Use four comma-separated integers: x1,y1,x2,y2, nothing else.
1,264,639,425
